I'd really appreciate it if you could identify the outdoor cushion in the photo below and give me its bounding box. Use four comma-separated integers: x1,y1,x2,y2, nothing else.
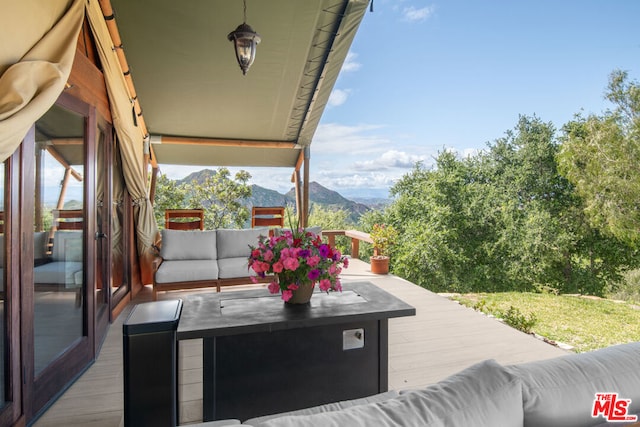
252,359,523,427
51,231,83,262
155,259,219,284
218,257,258,279
245,391,399,426
216,228,268,259
34,261,83,286
0,232,50,266
34,231,49,261
160,229,217,261
509,341,640,427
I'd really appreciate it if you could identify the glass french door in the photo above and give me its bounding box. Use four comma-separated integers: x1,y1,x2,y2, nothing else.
0,85,121,424
25,92,94,419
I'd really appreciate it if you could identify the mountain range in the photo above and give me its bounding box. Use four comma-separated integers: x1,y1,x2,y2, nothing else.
179,169,385,224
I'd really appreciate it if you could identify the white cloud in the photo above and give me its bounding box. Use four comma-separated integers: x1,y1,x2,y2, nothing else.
353,150,427,171
341,51,361,72
403,6,435,22
312,123,389,153
315,169,400,191
328,89,351,107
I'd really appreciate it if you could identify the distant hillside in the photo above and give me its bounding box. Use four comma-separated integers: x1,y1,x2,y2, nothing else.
284,182,369,223
174,169,371,223
250,185,290,207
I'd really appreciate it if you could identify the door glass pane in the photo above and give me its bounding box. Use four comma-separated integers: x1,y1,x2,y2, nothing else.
34,105,85,375
0,162,6,406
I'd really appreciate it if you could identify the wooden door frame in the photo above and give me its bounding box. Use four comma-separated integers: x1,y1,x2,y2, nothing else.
0,142,27,426
23,91,95,421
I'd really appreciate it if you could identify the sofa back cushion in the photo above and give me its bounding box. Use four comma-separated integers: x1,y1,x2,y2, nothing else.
34,231,49,261
216,228,268,259
0,232,49,267
51,231,83,262
274,226,322,238
254,359,523,427
509,341,640,427
160,229,217,261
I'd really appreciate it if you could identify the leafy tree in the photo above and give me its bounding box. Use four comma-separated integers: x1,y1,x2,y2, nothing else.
185,168,252,229
387,114,637,295
153,172,187,228
558,70,640,245
153,168,252,229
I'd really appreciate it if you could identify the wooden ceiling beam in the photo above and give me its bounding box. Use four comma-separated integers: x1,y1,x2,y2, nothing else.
152,135,299,149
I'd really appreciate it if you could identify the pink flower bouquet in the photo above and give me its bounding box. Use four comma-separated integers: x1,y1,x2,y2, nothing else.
248,228,349,302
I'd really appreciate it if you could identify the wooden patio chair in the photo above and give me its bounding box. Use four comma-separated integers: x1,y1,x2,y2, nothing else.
251,206,285,228
52,209,84,231
165,209,205,230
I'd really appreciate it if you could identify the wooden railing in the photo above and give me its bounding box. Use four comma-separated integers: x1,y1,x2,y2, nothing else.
322,229,373,259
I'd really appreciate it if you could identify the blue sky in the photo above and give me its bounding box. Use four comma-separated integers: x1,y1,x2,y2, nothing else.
162,0,640,199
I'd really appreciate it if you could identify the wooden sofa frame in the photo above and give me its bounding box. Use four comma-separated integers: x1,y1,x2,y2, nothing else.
151,255,273,300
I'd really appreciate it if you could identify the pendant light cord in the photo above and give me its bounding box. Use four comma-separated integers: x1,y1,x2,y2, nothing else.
243,0,247,23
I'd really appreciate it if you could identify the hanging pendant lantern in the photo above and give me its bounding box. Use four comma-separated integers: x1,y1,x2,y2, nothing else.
227,0,261,75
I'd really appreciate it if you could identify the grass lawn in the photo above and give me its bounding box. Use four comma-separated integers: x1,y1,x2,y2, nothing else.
450,292,640,353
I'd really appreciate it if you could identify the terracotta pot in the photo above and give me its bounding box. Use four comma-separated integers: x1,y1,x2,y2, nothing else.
286,281,315,304
370,256,390,275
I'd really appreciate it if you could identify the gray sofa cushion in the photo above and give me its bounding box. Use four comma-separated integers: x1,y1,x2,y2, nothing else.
252,359,523,427
218,257,259,279
34,261,83,287
155,260,219,283
161,229,217,261
508,341,640,427
273,226,322,238
216,228,268,259
0,232,49,266
34,231,49,261
51,231,82,262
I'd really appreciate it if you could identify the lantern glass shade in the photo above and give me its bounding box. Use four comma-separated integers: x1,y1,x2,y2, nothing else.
228,23,261,75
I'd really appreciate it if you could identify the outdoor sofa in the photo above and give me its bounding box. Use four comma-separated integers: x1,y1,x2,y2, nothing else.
201,341,640,427
1,231,84,305
152,227,272,300
152,226,324,300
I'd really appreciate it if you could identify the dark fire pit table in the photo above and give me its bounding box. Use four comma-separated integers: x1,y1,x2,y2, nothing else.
177,281,416,421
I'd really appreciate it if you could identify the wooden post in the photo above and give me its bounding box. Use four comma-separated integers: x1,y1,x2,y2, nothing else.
302,147,310,227
149,166,158,206
351,239,360,259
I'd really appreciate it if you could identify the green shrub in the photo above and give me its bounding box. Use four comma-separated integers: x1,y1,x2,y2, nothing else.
498,305,537,334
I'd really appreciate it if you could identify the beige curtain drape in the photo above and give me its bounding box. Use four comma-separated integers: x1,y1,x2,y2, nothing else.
0,0,84,161
86,0,157,282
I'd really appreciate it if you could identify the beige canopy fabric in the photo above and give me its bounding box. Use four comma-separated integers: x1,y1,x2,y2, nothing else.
0,0,84,162
86,0,158,282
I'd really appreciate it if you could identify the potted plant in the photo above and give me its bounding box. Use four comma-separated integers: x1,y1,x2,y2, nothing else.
248,227,349,304
369,223,398,274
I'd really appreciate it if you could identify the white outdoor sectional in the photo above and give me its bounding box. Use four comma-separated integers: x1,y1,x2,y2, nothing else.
200,341,640,427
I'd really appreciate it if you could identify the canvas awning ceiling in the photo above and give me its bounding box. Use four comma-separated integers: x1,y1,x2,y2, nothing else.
109,0,370,168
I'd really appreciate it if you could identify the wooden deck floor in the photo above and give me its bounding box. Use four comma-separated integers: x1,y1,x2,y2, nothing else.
33,259,567,426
